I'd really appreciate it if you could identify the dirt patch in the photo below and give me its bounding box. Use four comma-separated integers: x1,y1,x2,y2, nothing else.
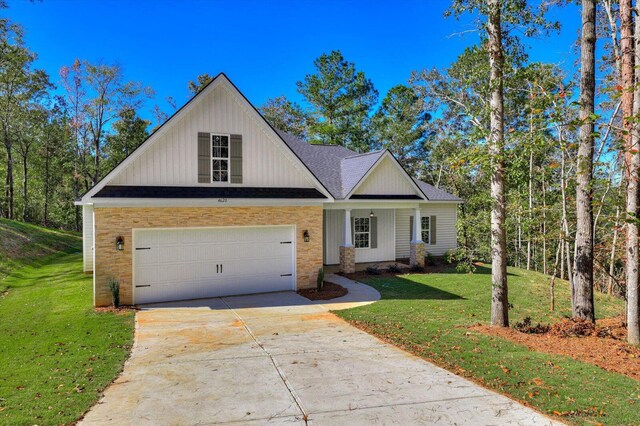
298,282,348,300
472,316,640,381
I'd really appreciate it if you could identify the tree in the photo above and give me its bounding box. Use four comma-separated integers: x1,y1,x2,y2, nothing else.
572,0,596,322
0,19,49,220
297,50,378,151
188,73,214,96
621,0,640,343
104,109,150,170
260,96,310,138
373,84,429,174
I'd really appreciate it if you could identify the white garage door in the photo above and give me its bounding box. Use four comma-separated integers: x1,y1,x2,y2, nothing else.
133,226,295,304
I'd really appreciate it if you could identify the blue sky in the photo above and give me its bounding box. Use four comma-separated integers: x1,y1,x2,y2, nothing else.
9,0,581,121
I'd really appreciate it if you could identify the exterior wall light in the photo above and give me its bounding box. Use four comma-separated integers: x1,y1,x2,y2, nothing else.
116,236,124,251
370,210,375,217
303,230,310,243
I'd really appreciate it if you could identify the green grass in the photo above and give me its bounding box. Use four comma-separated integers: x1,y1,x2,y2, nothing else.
335,265,640,425
0,218,82,287
0,220,134,425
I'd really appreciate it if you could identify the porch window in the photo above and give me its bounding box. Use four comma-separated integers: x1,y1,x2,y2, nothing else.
354,217,370,248
211,134,230,182
421,216,430,244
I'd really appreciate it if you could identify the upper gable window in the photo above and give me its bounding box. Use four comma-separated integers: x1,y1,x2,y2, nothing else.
211,134,229,182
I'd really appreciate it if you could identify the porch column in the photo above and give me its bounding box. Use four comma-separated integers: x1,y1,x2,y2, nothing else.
339,209,356,274
410,206,425,268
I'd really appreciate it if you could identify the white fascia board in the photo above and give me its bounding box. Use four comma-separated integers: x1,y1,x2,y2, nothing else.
81,74,334,204
344,151,426,200
90,198,327,208
324,200,462,210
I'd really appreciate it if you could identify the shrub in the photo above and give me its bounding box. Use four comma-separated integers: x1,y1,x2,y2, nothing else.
365,266,382,275
425,251,435,266
456,261,476,274
387,263,402,274
108,277,120,308
443,249,456,264
316,268,324,291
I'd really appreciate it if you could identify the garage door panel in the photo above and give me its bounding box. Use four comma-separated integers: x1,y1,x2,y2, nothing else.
133,226,295,304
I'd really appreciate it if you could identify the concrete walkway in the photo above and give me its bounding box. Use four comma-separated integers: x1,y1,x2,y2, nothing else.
81,280,560,425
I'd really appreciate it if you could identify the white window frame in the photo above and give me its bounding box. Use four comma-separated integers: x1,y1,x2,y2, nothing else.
210,133,231,184
421,216,431,245
354,217,370,249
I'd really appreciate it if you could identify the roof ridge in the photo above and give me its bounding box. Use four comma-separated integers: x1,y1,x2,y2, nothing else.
342,150,385,160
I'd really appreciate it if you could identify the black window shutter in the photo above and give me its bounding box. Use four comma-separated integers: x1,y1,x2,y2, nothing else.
197,132,210,183
230,134,243,184
430,215,437,245
409,216,413,242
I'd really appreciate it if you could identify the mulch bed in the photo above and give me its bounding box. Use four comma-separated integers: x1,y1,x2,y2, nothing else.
472,316,640,381
298,282,348,300
94,305,139,314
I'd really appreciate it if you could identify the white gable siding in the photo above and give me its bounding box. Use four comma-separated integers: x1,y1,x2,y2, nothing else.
353,157,418,196
82,204,94,272
111,84,313,188
324,209,395,265
395,204,458,257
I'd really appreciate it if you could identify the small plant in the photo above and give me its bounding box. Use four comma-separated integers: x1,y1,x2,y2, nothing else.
456,261,476,274
387,263,401,274
409,264,425,273
316,268,324,291
365,265,382,275
108,277,120,308
443,249,456,264
425,251,435,266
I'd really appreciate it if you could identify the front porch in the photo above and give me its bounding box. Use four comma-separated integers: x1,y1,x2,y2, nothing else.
323,206,430,274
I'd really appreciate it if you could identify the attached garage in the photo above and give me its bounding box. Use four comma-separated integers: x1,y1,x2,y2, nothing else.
132,225,295,304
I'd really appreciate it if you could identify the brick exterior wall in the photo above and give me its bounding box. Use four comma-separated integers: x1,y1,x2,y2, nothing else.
93,206,323,307
339,245,356,274
410,241,426,267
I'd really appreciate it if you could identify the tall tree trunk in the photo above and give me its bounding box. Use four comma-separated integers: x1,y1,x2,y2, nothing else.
624,0,640,344
21,148,28,222
4,128,13,220
542,170,548,275
527,146,533,270
573,0,596,322
487,0,508,327
43,145,50,227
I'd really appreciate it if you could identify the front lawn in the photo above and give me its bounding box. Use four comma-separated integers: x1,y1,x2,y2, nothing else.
0,253,134,425
335,265,640,425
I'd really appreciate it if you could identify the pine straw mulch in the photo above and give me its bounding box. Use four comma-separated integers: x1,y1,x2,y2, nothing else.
472,316,640,381
297,282,348,300
94,305,139,315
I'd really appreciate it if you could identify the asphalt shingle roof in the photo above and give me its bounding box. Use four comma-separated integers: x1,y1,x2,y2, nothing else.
278,130,462,202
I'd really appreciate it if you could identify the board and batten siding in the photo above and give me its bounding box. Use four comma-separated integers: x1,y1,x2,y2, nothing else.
82,204,94,272
324,209,395,265
110,84,313,188
353,157,418,195
395,204,458,257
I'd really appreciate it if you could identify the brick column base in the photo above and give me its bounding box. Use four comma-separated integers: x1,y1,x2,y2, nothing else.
410,242,426,267
339,245,356,274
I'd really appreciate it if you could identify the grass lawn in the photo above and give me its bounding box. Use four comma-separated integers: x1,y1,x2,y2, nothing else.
0,218,82,286
0,221,135,425
335,265,640,425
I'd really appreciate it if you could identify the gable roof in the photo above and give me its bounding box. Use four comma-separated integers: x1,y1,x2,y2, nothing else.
79,73,333,203
279,131,462,202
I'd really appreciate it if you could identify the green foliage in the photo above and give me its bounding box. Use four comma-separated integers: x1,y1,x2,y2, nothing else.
297,50,378,151
372,84,429,173
316,267,324,291
104,109,150,170
336,266,633,425
260,95,310,138
365,265,382,275
387,263,402,274
108,277,120,307
188,73,214,95
0,253,134,424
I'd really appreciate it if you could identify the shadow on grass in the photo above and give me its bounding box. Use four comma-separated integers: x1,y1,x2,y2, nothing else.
442,264,520,277
368,275,466,301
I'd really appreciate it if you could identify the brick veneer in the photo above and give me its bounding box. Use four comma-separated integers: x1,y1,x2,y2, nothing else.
410,241,425,267
93,206,323,307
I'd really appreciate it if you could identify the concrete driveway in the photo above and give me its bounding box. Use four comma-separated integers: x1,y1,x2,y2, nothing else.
81,278,559,425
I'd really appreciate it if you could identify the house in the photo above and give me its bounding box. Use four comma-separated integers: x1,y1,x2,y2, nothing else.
77,73,462,307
